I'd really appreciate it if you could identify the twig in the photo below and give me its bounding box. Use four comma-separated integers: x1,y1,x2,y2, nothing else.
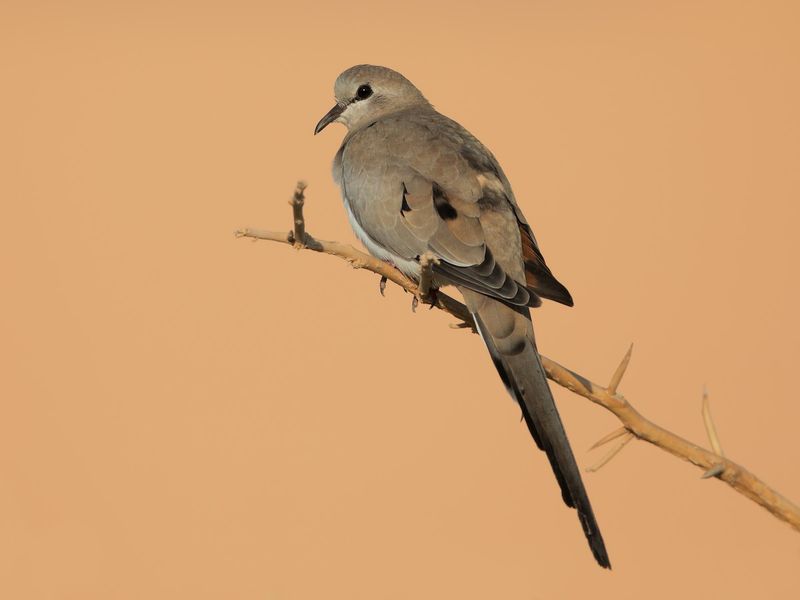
236,182,800,534
289,181,307,247
589,426,630,450
586,432,634,472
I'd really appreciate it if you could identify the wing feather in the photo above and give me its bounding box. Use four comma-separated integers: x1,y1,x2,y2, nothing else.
339,111,567,308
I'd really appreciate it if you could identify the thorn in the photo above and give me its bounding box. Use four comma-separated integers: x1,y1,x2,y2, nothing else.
379,276,387,297
702,386,724,457
586,432,634,472
411,296,418,313
607,343,633,394
589,426,629,450
701,463,725,479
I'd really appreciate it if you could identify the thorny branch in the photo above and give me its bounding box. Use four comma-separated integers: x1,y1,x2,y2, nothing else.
235,182,800,535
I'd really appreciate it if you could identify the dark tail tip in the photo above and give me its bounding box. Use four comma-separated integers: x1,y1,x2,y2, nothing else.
593,539,612,569
579,507,611,569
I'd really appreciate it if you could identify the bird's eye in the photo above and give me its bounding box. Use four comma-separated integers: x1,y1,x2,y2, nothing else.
356,84,373,100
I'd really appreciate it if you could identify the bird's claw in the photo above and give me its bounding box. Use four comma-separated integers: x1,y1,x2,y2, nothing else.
411,287,438,313
426,287,438,309
379,276,387,297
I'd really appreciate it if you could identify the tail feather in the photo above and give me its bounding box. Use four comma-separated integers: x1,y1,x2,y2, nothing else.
469,298,611,569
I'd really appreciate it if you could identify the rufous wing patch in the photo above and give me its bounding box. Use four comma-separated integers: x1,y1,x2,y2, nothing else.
520,223,574,307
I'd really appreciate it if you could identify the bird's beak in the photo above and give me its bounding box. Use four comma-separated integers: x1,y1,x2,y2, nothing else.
314,103,345,135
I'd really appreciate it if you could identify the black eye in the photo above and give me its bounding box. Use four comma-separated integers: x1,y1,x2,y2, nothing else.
356,84,373,100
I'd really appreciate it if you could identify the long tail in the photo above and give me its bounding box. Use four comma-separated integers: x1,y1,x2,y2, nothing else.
462,289,611,569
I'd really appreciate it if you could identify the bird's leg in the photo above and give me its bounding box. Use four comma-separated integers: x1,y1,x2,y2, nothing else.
412,252,440,311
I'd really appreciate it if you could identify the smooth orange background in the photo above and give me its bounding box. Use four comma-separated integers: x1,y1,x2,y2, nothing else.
2,1,799,598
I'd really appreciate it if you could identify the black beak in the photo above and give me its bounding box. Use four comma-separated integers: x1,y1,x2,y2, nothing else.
314,103,344,135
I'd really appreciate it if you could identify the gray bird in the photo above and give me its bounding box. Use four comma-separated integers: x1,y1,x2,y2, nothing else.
315,65,610,569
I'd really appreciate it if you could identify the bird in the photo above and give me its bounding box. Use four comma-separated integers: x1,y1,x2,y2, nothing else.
314,65,610,569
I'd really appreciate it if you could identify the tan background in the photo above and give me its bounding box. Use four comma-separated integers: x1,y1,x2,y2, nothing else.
2,1,799,598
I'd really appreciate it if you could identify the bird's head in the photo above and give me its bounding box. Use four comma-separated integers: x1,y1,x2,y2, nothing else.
314,65,430,135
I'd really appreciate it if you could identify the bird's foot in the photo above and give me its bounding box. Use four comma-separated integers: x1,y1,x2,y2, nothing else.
411,287,438,312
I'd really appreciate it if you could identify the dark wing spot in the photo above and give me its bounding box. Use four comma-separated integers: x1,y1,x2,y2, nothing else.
400,183,411,214
432,182,458,220
435,200,458,220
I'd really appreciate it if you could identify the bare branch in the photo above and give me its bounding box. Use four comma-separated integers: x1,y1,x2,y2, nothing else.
237,183,800,534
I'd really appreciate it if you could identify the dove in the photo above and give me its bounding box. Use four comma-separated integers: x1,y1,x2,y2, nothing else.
315,65,610,568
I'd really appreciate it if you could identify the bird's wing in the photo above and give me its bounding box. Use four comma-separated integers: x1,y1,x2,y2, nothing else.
339,111,572,306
